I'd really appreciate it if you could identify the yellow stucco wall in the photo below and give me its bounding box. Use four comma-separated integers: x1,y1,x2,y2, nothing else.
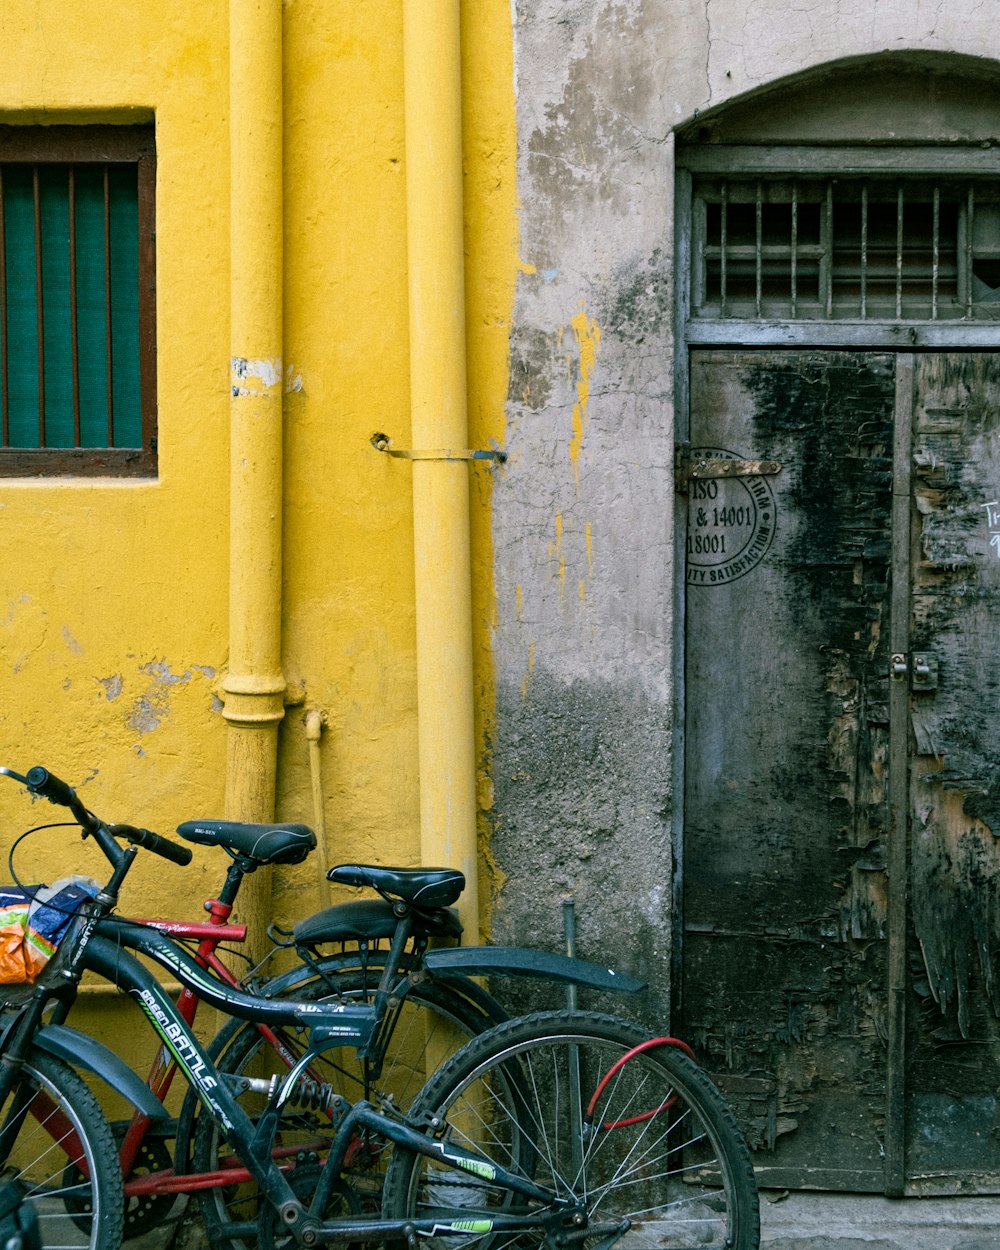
0,0,516,1071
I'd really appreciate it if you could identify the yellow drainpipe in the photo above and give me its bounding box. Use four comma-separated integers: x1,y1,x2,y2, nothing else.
222,0,285,944
403,0,480,941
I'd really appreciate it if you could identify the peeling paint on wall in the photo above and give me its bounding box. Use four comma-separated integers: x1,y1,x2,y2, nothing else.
98,675,124,701
1,595,30,628
61,627,83,655
123,660,207,735
230,355,283,397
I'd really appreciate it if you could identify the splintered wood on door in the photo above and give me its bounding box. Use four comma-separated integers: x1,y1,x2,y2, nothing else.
683,349,896,1192
906,354,1000,1188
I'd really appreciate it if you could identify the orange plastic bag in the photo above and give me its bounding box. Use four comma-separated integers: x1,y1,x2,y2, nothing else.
0,892,32,984
0,880,99,984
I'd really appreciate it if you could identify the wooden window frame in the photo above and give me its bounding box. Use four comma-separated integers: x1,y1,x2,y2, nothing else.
0,125,156,478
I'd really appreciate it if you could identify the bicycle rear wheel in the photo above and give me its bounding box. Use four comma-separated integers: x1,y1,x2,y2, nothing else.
192,970,496,1250
0,1049,123,1250
382,1010,760,1250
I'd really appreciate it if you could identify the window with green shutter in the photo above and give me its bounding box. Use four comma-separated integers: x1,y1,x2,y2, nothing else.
0,126,156,477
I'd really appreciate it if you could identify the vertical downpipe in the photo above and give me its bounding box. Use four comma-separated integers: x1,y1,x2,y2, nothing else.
223,0,286,946
403,0,480,941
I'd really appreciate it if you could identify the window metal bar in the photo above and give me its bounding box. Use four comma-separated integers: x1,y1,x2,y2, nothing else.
932,184,940,320
720,182,728,317
790,183,798,317
68,167,81,447
693,171,991,326
136,151,157,458
755,180,762,317
691,196,706,310
860,184,868,320
0,166,7,447
103,164,114,446
32,165,45,447
895,187,904,320
966,183,975,320
824,182,833,317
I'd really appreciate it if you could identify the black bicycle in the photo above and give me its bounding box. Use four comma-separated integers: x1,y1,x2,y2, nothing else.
91,797,653,1248
0,764,760,1250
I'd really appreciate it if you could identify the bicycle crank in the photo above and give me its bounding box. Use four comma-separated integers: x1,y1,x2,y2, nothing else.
258,1158,361,1250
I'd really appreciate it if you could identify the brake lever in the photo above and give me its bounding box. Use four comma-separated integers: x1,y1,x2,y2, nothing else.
0,767,30,787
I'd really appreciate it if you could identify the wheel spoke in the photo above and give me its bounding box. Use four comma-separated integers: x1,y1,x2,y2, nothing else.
382,1011,760,1250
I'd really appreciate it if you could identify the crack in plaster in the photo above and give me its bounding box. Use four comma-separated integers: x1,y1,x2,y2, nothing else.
705,0,715,102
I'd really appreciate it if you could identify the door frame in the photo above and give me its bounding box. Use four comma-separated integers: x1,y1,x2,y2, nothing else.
671,143,1000,1194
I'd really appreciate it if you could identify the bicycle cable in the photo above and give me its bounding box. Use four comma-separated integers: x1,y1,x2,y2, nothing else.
6,821,93,917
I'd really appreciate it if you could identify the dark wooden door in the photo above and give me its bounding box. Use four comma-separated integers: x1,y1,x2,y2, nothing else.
681,349,1000,1194
904,353,1000,1191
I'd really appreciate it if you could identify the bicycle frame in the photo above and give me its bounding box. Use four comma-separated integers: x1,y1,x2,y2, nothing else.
69,920,579,1246
10,887,649,1224
110,905,270,1181
0,764,649,1247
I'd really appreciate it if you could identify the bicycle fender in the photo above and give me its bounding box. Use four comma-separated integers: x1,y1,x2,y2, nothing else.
424,947,646,994
252,953,510,1026
34,1024,170,1120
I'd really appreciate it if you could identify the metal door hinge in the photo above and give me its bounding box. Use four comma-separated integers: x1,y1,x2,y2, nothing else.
675,444,781,492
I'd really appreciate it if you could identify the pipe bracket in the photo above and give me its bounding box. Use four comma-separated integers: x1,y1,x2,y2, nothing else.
371,432,506,463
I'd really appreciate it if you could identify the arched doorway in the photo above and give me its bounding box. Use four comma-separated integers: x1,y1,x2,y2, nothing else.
674,54,1000,1195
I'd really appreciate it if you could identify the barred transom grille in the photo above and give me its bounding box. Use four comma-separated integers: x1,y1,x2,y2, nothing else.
692,178,1000,322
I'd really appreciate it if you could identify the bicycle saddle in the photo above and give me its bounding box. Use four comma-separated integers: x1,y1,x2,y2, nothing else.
293,898,462,948
328,864,465,908
176,819,317,866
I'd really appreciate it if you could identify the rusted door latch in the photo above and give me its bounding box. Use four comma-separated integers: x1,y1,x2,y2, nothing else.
675,444,781,492
890,652,938,690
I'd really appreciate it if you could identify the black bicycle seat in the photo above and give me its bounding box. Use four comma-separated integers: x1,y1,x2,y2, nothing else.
328,864,465,908
176,819,316,866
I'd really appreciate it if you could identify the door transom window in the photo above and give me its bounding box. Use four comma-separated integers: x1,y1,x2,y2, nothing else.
678,146,1000,346
694,178,1000,322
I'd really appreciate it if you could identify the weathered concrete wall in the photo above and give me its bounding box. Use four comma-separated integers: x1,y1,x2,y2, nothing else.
488,0,1000,1023
490,2,679,1022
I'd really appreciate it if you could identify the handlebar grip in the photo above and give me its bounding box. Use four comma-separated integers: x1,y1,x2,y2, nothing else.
25,766,79,810
108,824,193,867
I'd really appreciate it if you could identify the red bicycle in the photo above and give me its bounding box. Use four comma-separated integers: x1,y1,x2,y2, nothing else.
110,821,504,1246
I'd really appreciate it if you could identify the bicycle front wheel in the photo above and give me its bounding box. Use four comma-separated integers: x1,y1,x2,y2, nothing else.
382,1010,759,1250
0,1049,124,1250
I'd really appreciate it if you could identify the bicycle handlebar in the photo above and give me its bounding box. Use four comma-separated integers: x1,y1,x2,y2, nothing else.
25,766,89,822
108,823,192,867
2,764,193,867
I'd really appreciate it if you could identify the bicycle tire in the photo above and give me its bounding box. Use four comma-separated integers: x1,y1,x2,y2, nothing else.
0,1049,124,1250
382,1009,760,1250
192,967,498,1250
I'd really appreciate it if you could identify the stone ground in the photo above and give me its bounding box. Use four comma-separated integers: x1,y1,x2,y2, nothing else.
760,1190,1000,1250
134,1188,1000,1249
